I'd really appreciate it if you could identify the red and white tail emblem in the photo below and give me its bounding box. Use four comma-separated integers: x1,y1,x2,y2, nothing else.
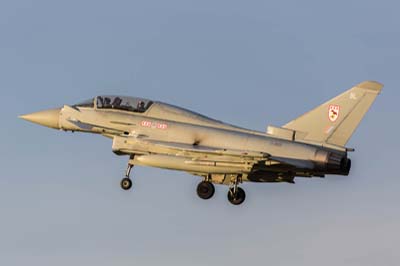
328,105,340,122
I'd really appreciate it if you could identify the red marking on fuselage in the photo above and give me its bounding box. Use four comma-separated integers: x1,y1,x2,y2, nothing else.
141,120,168,130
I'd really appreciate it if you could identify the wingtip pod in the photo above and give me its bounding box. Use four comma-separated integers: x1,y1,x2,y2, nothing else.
356,80,383,94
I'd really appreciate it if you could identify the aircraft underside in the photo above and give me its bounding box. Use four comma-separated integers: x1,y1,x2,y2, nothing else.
117,152,351,205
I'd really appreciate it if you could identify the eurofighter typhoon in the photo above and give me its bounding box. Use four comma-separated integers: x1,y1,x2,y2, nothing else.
20,81,382,205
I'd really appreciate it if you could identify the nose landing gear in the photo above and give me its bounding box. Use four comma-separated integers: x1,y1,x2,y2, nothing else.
120,163,133,190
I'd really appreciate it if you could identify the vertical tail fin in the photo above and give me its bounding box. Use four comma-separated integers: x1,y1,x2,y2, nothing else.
283,81,383,146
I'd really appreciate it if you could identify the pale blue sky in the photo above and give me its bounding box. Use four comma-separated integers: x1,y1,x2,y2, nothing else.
1,0,399,265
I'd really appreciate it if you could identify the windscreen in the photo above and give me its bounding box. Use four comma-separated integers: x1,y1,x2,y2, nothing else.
73,98,95,108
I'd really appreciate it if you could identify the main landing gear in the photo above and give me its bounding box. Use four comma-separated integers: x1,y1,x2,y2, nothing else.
120,163,133,190
227,175,246,205
196,174,246,205
227,187,246,205
197,180,215,200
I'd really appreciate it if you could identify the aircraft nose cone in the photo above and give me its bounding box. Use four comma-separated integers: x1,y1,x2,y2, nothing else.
19,108,61,129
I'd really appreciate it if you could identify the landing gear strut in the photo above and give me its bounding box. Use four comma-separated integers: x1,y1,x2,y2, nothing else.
120,163,133,190
227,175,246,205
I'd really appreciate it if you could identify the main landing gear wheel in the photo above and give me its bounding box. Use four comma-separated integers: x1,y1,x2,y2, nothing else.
120,178,132,190
197,181,215,200
227,187,246,205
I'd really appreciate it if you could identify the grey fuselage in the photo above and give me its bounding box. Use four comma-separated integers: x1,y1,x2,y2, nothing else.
58,100,350,183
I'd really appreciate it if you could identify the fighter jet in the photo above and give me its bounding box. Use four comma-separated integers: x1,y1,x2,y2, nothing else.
20,81,382,205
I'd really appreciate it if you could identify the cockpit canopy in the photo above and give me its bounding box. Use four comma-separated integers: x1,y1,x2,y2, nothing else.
96,96,153,113
73,96,153,113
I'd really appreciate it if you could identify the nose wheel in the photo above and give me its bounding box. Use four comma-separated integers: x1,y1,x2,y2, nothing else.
120,163,133,190
120,177,132,190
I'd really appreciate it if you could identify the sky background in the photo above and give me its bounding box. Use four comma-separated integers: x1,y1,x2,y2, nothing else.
1,0,399,265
